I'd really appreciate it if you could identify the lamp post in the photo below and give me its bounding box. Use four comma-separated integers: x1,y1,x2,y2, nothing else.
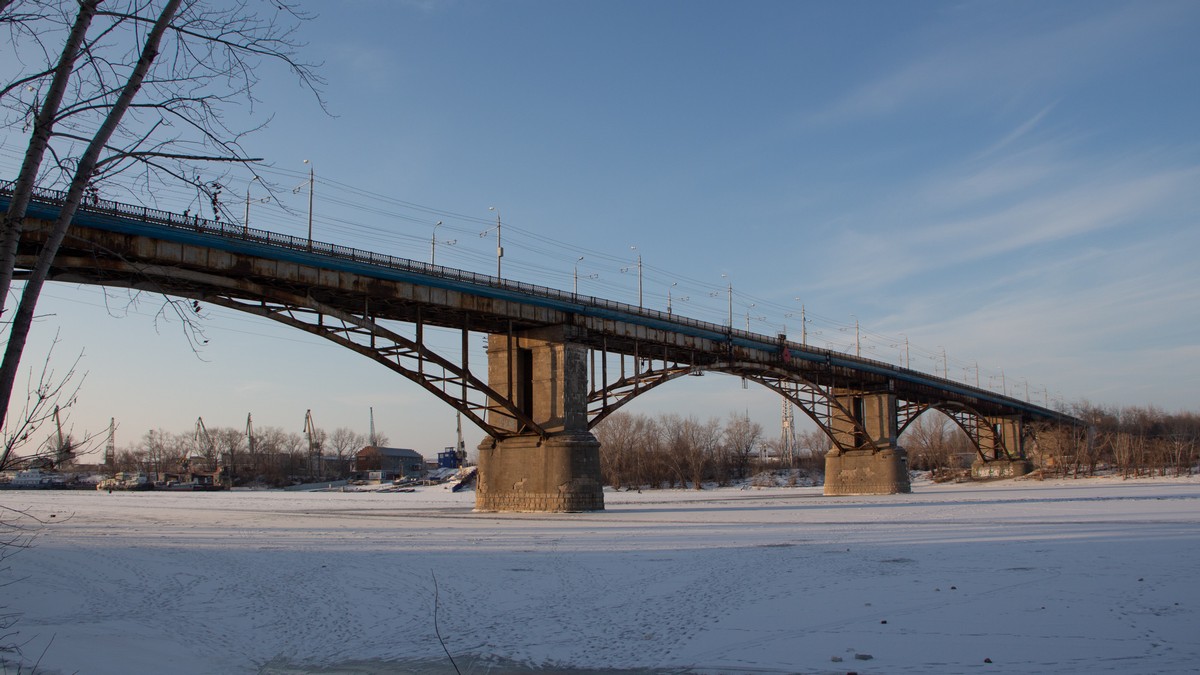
431,221,443,264
243,175,261,236
621,246,642,307
786,298,807,346
488,206,502,278
668,282,688,315
303,159,314,250
721,273,732,328
574,256,583,294
851,314,860,357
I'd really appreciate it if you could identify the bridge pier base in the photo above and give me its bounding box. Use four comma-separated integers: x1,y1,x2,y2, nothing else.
475,433,604,512
824,447,911,495
475,327,605,512
824,391,911,495
970,458,1034,479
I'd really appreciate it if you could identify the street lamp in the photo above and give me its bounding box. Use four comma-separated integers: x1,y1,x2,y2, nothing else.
785,298,807,346
303,159,314,250
851,314,860,357
621,246,642,307
745,304,765,331
243,175,263,236
667,282,688,315
430,221,455,265
574,256,583,294
721,273,732,328
488,206,502,278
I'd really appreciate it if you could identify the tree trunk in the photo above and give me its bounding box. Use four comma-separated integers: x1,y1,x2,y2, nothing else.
0,0,100,315
0,0,181,432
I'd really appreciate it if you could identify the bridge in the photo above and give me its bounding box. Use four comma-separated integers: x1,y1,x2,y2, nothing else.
2,182,1078,511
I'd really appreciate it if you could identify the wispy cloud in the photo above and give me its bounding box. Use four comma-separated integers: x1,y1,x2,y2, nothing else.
976,102,1058,159
809,2,1195,125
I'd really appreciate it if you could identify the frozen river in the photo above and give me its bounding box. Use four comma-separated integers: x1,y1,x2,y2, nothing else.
3,475,1198,674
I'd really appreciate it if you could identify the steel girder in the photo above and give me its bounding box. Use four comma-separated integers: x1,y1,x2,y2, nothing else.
31,256,545,440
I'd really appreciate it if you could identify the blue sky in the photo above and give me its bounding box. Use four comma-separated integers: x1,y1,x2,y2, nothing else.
3,0,1198,459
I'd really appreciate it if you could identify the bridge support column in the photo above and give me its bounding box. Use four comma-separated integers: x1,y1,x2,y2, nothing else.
475,327,604,512
824,391,911,496
971,416,1032,479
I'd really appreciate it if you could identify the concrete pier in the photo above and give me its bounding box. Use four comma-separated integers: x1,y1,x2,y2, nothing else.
475,327,605,512
824,391,911,495
476,433,603,511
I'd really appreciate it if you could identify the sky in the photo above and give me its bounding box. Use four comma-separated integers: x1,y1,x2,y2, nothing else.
2,0,1198,461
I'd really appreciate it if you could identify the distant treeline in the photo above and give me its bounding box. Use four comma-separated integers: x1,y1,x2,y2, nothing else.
1032,403,1199,478
595,403,1199,489
111,426,383,486
594,411,824,490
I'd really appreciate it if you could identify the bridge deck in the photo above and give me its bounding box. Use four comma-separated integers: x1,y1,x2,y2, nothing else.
3,182,1074,424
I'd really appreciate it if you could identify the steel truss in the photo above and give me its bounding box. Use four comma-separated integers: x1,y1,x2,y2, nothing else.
743,366,871,453
203,292,545,441
897,401,1015,461
586,351,873,453
585,349,697,428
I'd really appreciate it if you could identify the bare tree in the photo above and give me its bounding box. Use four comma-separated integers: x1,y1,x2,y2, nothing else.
0,333,87,471
796,428,830,471
901,412,966,472
251,425,291,484
722,411,762,482
328,426,365,473
138,427,182,478
0,0,323,435
210,426,244,482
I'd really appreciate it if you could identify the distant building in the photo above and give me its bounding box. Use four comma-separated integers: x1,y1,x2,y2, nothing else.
353,446,425,482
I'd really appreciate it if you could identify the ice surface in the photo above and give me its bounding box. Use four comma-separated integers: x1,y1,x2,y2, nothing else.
3,475,1198,674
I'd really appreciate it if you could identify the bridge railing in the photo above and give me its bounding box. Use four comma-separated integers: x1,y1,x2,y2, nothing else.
3,178,799,346
1,179,1063,419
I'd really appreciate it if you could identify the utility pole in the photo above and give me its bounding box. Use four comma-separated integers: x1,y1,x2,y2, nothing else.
780,399,797,467
304,409,319,478
456,411,465,464
488,206,502,278
245,413,255,463
104,418,116,473
637,252,642,307
369,406,378,447
304,159,314,249
52,405,73,466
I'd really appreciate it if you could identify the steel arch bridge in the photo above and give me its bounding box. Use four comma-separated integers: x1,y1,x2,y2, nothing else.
2,182,1079,509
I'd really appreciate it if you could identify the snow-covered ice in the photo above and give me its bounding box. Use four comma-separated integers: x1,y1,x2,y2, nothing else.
3,475,1198,674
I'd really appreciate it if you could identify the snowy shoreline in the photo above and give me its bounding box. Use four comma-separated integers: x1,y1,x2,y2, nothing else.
4,475,1199,674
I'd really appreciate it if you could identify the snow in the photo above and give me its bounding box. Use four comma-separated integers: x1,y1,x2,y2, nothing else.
4,475,1199,674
